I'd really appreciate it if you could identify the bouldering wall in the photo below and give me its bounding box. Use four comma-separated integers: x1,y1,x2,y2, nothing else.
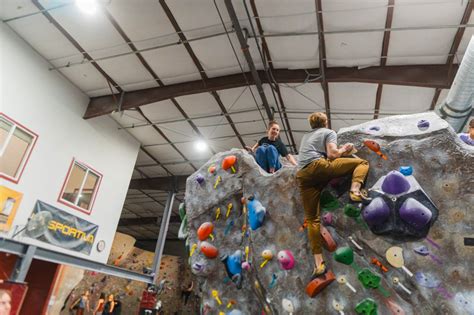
52,232,198,314
184,112,473,315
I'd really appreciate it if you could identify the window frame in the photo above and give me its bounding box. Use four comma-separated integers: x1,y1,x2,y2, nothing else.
58,158,103,215
0,113,39,184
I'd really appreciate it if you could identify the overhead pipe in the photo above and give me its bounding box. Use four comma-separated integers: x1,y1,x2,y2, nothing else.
436,36,474,132
224,0,274,121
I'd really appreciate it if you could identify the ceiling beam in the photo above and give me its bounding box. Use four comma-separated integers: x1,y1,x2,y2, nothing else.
159,0,246,147
129,175,188,191
249,0,297,153
119,216,181,226
315,0,331,128
374,0,394,119
84,64,457,119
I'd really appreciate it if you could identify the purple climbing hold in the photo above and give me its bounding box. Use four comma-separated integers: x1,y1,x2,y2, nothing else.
196,174,205,184
415,272,440,288
369,126,381,131
381,171,411,195
413,245,429,256
362,197,390,226
399,198,432,229
417,119,430,131
322,212,334,226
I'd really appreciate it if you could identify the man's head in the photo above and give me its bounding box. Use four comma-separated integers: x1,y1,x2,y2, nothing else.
0,289,12,315
267,121,280,140
469,118,474,139
308,112,328,129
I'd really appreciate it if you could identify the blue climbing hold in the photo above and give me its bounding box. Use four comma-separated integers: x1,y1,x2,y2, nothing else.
247,196,266,230
413,245,429,256
415,272,440,288
399,166,413,176
221,250,243,289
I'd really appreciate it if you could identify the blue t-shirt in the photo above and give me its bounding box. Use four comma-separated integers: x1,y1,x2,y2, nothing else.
459,133,474,146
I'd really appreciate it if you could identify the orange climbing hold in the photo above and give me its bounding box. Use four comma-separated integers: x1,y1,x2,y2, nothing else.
321,226,337,252
222,155,237,173
197,222,214,241
305,270,336,298
200,241,218,259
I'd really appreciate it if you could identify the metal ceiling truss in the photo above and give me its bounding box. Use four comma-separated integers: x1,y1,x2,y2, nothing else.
84,64,457,119
160,0,247,147
374,0,395,119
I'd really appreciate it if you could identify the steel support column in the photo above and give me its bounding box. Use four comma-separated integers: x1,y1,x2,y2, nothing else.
151,191,176,283
224,0,273,121
10,245,36,282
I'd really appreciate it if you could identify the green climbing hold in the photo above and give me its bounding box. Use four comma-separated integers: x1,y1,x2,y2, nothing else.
333,246,354,265
344,204,361,218
355,298,378,315
320,191,340,211
357,268,381,289
179,202,186,221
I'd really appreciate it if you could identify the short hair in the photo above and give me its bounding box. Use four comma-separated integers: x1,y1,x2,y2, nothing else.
469,118,474,128
308,112,327,129
267,120,280,130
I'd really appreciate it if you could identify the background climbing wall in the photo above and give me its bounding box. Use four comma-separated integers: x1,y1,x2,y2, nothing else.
51,232,199,314
184,112,474,315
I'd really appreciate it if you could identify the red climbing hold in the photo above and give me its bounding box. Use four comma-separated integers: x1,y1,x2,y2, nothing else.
321,226,337,252
305,270,336,298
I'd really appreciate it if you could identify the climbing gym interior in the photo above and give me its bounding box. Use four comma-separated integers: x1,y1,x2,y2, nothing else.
0,1,473,315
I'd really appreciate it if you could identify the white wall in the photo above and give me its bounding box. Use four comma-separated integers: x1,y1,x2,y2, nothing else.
0,24,140,263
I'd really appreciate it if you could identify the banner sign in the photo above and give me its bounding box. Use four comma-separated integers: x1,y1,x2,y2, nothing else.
24,200,98,255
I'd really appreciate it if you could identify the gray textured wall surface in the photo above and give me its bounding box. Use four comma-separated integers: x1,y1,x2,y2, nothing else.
184,112,473,315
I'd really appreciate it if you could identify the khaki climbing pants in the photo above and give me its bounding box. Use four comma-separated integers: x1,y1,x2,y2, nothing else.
296,157,369,254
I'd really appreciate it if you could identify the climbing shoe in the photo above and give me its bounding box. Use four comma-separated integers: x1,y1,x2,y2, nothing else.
311,262,327,280
350,189,372,204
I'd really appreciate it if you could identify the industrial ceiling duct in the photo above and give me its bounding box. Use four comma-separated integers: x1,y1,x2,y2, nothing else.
436,36,474,132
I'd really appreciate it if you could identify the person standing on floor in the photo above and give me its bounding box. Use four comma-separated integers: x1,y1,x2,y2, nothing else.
247,120,297,173
296,112,371,281
102,294,115,315
93,293,106,315
70,291,90,315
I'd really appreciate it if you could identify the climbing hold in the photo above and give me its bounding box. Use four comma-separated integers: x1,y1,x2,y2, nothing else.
413,245,429,256
226,299,237,308
355,298,378,315
322,212,333,226
399,198,432,229
305,270,335,298
214,175,222,189
269,274,277,289
369,126,381,132
281,298,295,314
417,119,430,131
381,171,411,195
348,236,363,250
260,249,273,268
385,246,413,277
222,155,237,173
200,241,218,259
221,250,243,289
392,277,411,295
215,207,221,220
197,222,214,241
247,196,266,230
179,202,186,221
363,139,388,160
370,258,388,273
190,243,198,257
415,271,440,288
277,250,295,270
332,299,346,315
241,261,250,271
211,289,222,305
385,299,406,315
196,174,205,184
208,164,216,174
344,204,361,218
337,275,357,293
320,191,340,211
357,268,381,289
227,310,242,315
245,246,249,262
226,202,233,218
399,166,413,176
321,226,337,252
334,247,354,265
362,197,390,226
224,220,235,236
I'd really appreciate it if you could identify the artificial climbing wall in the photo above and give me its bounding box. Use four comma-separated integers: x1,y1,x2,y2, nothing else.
51,232,198,314
184,112,473,315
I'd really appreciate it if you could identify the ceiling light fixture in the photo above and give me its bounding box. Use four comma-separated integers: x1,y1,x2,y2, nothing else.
195,140,208,152
75,0,98,15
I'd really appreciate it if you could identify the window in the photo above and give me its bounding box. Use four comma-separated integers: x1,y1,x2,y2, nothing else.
58,159,102,214
0,113,38,183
